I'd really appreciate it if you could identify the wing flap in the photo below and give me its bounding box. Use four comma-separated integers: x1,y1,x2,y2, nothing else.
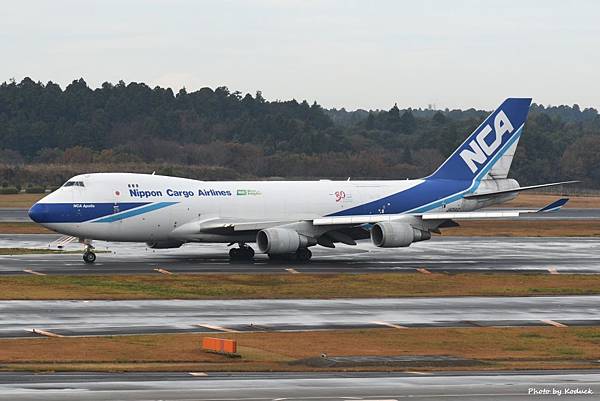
313,215,407,226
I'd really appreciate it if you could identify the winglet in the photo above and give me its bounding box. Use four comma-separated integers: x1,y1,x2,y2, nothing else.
537,198,569,213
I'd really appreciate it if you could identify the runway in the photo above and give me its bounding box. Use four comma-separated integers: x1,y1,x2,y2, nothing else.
2,295,599,337
0,371,598,400
4,207,600,222
1,234,600,275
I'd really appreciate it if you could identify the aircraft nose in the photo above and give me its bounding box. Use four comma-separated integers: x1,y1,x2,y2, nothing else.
28,203,49,223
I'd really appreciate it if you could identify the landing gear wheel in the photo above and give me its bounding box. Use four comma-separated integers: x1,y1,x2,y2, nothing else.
295,248,312,262
83,251,96,264
229,245,255,261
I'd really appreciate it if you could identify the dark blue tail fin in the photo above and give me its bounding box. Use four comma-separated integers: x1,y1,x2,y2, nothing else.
428,98,532,182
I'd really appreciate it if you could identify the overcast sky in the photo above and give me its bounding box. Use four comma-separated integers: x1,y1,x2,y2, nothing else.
2,0,599,110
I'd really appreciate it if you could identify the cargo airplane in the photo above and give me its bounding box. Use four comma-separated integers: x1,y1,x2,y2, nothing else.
29,98,575,263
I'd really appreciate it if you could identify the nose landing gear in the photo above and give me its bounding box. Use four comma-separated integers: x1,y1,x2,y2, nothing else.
82,242,96,264
83,251,96,264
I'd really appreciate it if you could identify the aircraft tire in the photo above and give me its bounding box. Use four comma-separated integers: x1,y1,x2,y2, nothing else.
83,251,96,264
229,247,254,260
295,248,312,262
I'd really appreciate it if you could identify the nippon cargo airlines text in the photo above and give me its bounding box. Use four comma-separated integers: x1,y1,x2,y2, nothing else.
129,188,232,198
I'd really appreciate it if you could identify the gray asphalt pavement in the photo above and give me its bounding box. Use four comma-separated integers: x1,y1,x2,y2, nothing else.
1,234,599,274
0,371,598,400
2,295,599,337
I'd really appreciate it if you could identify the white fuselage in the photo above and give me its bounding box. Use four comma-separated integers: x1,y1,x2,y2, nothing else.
29,172,517,244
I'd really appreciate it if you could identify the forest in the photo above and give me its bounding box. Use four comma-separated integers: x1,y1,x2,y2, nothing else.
0,77,599,191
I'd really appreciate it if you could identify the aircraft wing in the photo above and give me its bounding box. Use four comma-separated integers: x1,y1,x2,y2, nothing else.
172,198,568,240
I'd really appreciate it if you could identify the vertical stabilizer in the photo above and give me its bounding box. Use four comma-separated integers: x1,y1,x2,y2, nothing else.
428,98,532,182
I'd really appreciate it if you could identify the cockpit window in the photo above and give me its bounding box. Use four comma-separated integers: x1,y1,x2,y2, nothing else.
63,181,85,187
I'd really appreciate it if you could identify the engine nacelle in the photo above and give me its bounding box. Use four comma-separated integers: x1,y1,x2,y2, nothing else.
146,241,185,249
256,228,312,254
370,222,431,248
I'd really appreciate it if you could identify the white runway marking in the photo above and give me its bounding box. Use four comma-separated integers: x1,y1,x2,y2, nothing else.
153,268,173,275
196,324,239,333
28,328,64,338
541,319,568,327
371,321,408,329
23,269,45,276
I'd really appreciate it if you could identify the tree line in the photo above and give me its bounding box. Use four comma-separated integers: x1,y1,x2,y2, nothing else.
0,77,599,190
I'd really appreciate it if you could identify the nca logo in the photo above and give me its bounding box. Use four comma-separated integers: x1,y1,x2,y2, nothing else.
459,110,514,173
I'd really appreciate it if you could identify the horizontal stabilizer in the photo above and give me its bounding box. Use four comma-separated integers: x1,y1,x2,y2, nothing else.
464,180,579,199
537,198,569,213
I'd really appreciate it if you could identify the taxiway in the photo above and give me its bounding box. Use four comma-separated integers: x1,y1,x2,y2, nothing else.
1,234,599,275
0,371,598,400
1,295,599,337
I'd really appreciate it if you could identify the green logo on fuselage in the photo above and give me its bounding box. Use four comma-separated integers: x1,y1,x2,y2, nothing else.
237,189,262,196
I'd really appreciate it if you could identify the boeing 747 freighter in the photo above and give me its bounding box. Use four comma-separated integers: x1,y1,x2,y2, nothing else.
28,98,575,263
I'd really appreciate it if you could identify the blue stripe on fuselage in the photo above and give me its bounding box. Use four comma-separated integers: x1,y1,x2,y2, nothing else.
92,202,177,223
28,202,149,223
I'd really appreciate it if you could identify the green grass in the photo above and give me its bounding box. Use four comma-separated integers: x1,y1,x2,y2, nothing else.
0,248,81,255
1,273,600,300
2,327,600,372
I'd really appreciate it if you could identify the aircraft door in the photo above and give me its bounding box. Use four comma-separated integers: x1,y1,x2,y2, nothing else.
72,183,85,224
111,188,123,237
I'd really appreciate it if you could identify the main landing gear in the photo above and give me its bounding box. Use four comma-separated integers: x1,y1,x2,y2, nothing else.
82,242,96,264
295,248,312,262
268,248,312,262
229,244,255,261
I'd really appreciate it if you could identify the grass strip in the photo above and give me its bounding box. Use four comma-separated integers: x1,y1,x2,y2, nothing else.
0,222,52,234
1,327,599,372
0,248,88,255
0,273,599,300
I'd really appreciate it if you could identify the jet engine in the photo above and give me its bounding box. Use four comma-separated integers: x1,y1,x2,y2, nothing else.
370,222,431,248
146,241,185,249
256,228,313,254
